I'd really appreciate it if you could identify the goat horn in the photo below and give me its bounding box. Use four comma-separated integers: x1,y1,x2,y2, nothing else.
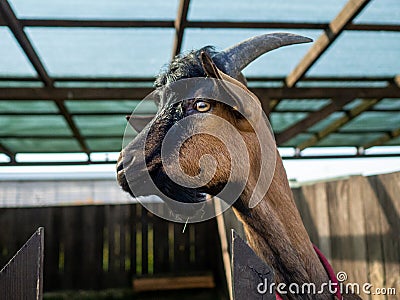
213,33,312,78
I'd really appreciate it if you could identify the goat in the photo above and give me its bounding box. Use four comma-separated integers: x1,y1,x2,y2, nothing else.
117,33,361,300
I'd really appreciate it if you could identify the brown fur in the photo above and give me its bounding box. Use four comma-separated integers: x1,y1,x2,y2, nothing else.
118,53,361,300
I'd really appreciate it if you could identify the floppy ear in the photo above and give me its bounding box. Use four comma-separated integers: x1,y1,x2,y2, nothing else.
126,115,154,133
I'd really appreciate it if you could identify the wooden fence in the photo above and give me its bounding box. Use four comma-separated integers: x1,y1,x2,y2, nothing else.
0,204,224,292
0,171,398,298
291,172,399,300
217,172,399,300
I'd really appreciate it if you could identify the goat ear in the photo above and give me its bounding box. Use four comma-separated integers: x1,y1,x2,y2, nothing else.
126,115,154,133
200,51,222,80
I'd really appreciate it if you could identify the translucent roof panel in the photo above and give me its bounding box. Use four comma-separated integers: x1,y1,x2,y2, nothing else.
3,138,81,153
9,0,178,20
373,99,400,110
308,31,400,77
73,116,127,137
183,29,321,77
26,28,175,77
308,112,345,132
354,0,400,24
86,138,127,152
0,28,36,76
189,0,348,22
316,133,384,147
65,100,157,114
275,99,330,112
0,116,72,136
270,112,308,133
341,112,400,132
0,101,58,113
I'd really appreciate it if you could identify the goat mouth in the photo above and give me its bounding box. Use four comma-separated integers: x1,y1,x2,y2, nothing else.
118,164,208,218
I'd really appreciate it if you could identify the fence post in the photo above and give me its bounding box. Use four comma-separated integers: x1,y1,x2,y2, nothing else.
0,227,44,300
232,230,276,300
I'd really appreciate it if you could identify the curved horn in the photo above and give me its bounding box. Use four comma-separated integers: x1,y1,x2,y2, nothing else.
213,33,312,78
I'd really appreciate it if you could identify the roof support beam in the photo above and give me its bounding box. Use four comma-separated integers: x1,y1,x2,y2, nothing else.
1,86,399,100
0,0,90,155
275,97,354,145
0,143,16,162
297,98,380,150
0,75,396,84
1,18,398,32
285,0,371,87
172,0,191,57
0,0,53,86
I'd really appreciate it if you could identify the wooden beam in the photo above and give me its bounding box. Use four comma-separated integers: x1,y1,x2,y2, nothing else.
0,0,90,154
0,75,396,84
285,0,371,87
20,19,174,28
0,0,53,86
1,18,398,32
172,0,191,57
275,97,353,145
297,98,380,150
0,143,15,162
132,275,215,292
1,86,399,100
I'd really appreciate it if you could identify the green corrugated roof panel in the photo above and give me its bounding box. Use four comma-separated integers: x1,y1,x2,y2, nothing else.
270,112,308,133
65,100,157,114
73,115,127,136
0,101,58,113
373,99,400,110
308,112,345,132
86,138,127,152
0,116,72,136
2,138,81,153
275,99,330,111
341,112,400,131
316,133,384,147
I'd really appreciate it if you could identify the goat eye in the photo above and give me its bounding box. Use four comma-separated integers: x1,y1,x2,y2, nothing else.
194,101,211,112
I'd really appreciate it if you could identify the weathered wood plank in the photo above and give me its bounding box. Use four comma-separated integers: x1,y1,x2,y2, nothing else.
362,177,387,300
326,179,350,275
310,182,332,259
132,274,215,292
372,173,400,300
347,176,369,292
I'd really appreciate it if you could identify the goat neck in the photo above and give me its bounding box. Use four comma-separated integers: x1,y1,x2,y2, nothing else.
233,153,333,300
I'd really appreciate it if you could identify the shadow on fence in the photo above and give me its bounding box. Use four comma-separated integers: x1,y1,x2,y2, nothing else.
0,204,225,293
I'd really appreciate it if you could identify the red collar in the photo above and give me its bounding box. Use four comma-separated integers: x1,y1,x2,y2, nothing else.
275,245,341,299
